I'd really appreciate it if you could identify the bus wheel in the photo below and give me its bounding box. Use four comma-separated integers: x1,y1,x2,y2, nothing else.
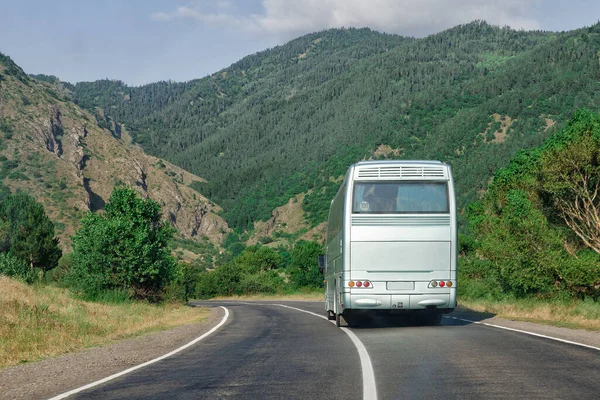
327,311,336,321
335,313,341,327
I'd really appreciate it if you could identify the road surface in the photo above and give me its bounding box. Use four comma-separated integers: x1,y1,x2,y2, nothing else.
63,301,600,400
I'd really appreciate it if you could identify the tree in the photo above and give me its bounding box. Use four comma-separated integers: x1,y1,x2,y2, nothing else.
68,186,176,301
0,192,62,272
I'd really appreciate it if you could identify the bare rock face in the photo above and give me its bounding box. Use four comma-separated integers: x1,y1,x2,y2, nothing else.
35,105,63,156
65,126,91,210
68,126,88,174
133,161,148,194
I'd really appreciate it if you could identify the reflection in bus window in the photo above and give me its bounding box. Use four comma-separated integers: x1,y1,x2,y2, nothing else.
353,182,448,214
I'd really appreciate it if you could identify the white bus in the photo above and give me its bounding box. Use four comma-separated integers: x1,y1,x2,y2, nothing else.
320,160,457,327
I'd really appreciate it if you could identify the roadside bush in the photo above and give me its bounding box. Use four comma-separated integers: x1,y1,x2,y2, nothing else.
238,270,284,295
234,245,283,273
195,263,242,299
288,240,323,289
45,253,74,284
0,252,35,283
163,262,204,303
457,256,503,300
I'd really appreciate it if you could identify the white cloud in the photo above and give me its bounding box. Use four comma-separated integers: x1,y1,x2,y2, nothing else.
151,0,541,38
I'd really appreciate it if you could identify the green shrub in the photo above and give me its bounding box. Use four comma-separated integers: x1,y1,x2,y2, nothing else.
2,159,17,170
195,263,241,298
457,256,503,300
0,252,35,283
238,270,284,295
234,245,283,274
45,253,74,284
288,240,323,289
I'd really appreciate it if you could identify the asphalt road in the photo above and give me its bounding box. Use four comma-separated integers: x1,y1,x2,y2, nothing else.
67,301,600,400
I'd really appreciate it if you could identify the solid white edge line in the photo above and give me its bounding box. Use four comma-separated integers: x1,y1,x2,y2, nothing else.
444,316,600,352
47,306,230,400
276,304,378,400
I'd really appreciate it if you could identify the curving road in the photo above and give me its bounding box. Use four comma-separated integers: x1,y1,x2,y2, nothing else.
64,301,600,400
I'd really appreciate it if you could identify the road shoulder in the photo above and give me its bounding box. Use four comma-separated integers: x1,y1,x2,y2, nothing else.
450,307,600,350
0,307,224,400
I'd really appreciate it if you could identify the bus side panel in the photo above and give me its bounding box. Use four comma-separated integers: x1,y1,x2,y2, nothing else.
324,169,351,314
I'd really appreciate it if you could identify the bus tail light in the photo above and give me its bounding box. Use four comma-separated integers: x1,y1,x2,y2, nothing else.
349,280,373,288
429,280,455,288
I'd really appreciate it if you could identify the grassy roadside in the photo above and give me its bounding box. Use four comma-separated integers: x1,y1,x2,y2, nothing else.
458,298,600,331
0,277,209,369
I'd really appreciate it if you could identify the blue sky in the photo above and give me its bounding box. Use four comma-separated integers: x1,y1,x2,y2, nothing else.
0,0,598,86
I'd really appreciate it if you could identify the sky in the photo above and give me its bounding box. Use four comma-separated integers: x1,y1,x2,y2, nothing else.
0,0,598,86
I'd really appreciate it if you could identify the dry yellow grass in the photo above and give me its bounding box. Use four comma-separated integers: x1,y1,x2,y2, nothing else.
459,298,600,331
0,277,209,369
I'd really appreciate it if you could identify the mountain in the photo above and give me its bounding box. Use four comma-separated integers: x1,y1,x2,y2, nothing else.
67,22,600,231
0,53,229,249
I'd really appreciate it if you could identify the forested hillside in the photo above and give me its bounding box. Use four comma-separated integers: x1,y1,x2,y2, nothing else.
68,22,600,230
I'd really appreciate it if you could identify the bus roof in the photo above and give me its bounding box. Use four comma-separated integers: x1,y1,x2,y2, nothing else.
355,160,444,166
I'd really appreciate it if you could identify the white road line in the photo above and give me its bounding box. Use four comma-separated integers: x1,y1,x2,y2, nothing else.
47,306,230,400
445,316,600,352
277,304,378,400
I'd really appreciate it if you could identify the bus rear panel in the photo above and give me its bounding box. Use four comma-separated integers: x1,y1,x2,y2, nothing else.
324,161,457,325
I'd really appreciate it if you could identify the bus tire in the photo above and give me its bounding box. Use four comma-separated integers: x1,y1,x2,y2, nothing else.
327,311,336,320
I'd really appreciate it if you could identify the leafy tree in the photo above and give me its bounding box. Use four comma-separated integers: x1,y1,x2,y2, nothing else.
68,186,176,301
0,192,61,272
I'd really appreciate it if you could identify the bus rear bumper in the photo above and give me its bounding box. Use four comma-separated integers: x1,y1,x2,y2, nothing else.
346,293,456,312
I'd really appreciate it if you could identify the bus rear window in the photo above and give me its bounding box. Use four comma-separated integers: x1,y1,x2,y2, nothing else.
353,182,449,214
